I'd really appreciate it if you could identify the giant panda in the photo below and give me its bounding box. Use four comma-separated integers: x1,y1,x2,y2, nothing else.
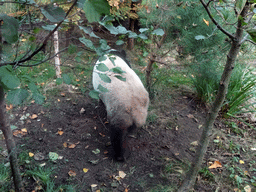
92,50,149,161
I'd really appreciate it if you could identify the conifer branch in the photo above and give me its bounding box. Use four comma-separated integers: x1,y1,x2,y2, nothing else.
200,0,235,40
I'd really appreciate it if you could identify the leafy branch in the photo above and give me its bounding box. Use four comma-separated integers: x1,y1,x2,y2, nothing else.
0,0,78,67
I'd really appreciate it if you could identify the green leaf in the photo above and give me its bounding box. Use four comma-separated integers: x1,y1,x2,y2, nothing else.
1,73,20,90
96,63,109,72
128,32,138,38
235,0,246,16
10,125,18,130
79,26,99,38
98,84,108,92
32,92,45,104
0,14,19,44
56,78,63,85
246,29,256,43
28,82,38,93
152,28,165,36
114,75,126,81
116,40,124,45
77,0,86,8
110,67,125,74
79,37,95,50
92,148,100,154
109,56,116,65
138,34,148,40
83,0,110,23
62,74,71,85
100,39,110,50
99,74,111,83
7,89,29,105
98,56,107,62
42,24,56,31
20,0,37,5
41,5,66,22
195,35,205,40
89,90,100,99
139,28,149,33
116,26,128,34
49,152,59,161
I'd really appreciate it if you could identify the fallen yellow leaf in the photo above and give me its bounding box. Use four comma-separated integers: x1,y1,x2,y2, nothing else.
68,144,76,149
203,18,209,26
29,152,34,157
83,168,89,173
209,161,222,169
13,130,27,137
30,114,38,119
58,130,64,135
21,128,27,133
63,142,67,148
68,170,76,177
6,104,13,111
119,171,126,179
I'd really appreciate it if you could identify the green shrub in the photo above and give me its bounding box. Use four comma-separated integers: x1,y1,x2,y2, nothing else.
224,65,256,116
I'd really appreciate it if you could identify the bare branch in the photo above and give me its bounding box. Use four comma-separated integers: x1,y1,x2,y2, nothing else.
245,38,256,46
2,46,94,68
200,0,235,40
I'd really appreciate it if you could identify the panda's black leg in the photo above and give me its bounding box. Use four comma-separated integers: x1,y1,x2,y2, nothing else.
110,126,125,161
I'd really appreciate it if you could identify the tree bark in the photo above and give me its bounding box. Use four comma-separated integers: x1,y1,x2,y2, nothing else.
0,85,23,192
146,53,156,94
54,24,61,78
177,3,249,191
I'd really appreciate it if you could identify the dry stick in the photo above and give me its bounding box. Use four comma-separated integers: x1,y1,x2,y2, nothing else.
0,85,24,192
177,1,249,191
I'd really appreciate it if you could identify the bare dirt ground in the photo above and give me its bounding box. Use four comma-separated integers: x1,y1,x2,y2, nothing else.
1,87,212,191
1,83,256,191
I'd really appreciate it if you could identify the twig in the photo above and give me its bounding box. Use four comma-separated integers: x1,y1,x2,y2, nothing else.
200,0,235,40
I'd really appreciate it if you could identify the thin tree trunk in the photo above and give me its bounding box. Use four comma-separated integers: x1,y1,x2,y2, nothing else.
54,24,61,78
0,85,23,192
146,53,156,94
178,3,249,191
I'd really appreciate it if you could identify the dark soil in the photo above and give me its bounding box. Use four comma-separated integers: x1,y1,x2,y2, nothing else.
2,87,256,191
2,88,207,191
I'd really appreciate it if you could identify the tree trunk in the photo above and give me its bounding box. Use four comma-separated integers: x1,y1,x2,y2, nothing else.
146,53,156,94
127,18,135,50
54,24,61,78
0,85,23,192
177,3,249,192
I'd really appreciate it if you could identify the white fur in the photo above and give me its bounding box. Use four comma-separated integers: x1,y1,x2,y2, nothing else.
93,54,149,129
